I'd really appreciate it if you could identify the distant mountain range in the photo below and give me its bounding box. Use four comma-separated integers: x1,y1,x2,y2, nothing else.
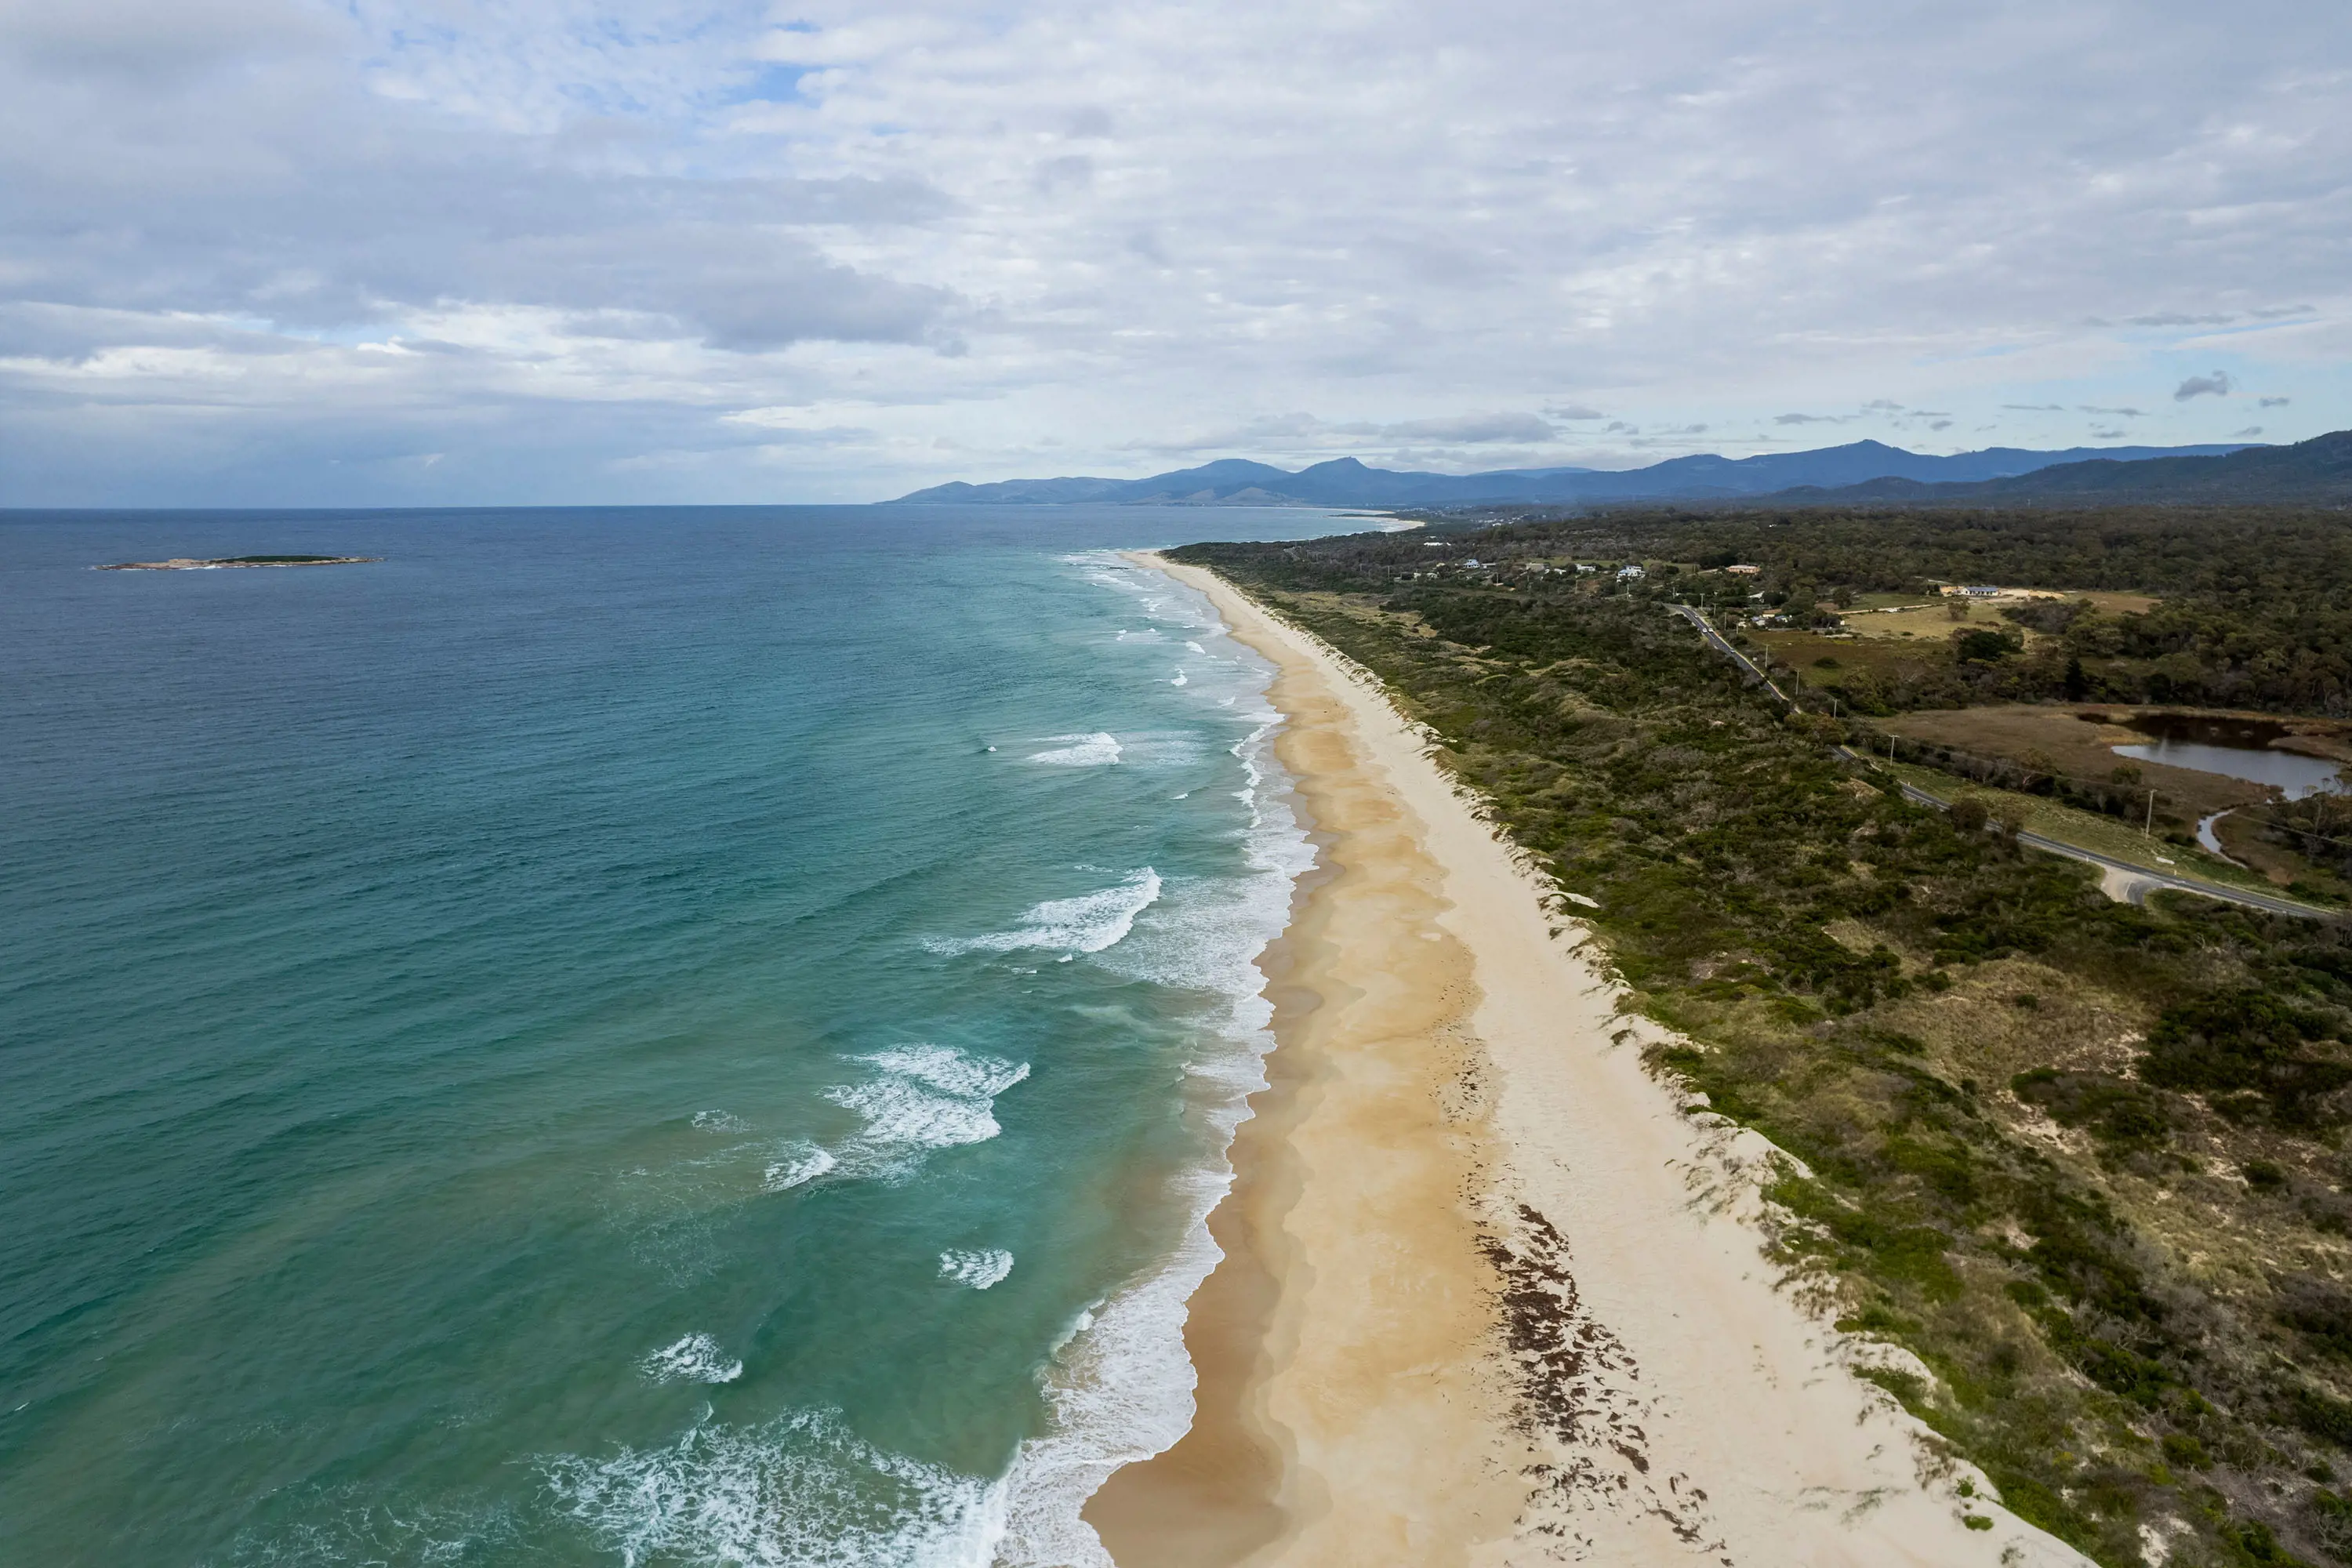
889,439,2261,508
1773,429,2352,505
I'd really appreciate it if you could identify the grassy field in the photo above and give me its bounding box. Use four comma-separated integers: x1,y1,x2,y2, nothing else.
1842,602,1994,641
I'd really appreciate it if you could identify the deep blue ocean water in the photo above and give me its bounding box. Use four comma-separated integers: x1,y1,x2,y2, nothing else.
0,505,1353,1566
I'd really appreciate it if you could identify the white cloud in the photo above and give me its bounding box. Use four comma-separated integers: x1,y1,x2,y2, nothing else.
1,0,2348,502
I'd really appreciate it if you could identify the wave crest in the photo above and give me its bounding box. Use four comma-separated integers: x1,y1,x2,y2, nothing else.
544,1409,1004,1568
928,869,1160,958
938,1249,1014,1290
1026,732,1121,766
641,1333,743,1385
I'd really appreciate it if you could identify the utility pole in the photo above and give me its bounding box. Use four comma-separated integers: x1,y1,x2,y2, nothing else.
2146,788,2157,836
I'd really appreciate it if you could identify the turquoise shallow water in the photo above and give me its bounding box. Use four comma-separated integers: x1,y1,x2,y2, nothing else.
0,506,1345,1566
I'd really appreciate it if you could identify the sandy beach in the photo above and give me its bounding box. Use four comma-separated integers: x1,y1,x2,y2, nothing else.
1087,554,2092,1568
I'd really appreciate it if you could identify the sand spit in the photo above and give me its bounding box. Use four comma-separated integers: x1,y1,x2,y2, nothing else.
1088,553,2092,1568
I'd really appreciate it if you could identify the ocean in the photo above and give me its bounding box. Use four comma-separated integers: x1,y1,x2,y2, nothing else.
0,505,1353,1566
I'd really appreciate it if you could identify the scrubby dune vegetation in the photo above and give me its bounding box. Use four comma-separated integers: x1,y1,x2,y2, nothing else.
1175,521,2352,1567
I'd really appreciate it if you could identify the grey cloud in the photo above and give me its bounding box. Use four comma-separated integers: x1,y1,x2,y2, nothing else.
1368,412,1557,444
2078,405,2147,416
2004,403,2065,411
1034,155,1094,194
1930,419,1953,430
1773,412,1851,426
2129,313,2234,327
1385,445,1559,470
2232,426,2265,437
1125,409,1559,453
0,0,338,84
2174,371,2234,401
8,0,2352,503
2261,396,2292,407
0,4,960,359
3,113,958,347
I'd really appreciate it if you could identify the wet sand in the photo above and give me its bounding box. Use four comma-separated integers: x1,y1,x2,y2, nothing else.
1083,554,2093,1568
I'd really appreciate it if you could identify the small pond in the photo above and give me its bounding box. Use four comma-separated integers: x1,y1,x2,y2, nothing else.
2104,712,2349,799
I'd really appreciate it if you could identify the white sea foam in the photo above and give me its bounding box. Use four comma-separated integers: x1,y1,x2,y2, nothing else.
544,1408,1005,1568
761,1142,837,1192
986,554,1315,1568
1026,731,1122,766
691,1110,748,1133
938,1249,1015,1290
865,1044,1031,1102
930,869,1161,958
827,1080,1002,1151
1170,670,1187,686
816,1045,1032,1181
640,1333,744,1385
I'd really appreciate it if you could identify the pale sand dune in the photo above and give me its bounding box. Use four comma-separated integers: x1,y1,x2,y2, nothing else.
1087,554,2092,1568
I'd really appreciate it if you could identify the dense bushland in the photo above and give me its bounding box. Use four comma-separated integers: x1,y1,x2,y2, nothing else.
1374,505,2352,716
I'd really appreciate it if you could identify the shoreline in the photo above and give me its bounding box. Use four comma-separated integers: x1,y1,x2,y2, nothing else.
1087,553,2090,1566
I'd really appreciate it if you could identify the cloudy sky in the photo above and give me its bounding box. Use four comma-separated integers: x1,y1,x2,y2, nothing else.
2,0,2347,504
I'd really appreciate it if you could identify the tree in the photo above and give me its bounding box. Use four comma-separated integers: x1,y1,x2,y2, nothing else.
1954,627,2018,664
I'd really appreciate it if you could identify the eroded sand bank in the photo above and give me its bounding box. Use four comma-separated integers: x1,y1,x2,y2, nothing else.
1085,554,2090,1568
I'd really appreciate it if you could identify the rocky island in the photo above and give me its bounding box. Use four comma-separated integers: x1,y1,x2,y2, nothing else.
96,554,379,571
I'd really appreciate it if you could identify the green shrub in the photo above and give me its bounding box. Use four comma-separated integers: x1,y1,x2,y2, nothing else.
2012,1069,2172,1150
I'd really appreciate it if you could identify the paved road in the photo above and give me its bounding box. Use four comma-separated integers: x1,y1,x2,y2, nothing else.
1878,771,2329,918
1664,604,2331,921
1670,603,1795,706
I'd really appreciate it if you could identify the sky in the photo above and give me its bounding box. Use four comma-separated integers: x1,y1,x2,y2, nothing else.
2,0,2348,506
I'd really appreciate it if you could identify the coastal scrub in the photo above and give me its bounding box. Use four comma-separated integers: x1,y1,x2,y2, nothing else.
1174,528,2352,1568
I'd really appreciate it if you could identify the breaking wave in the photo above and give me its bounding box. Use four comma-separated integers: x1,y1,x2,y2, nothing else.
544,1409,1004,1568
640,1333,743,1386
762,1142,837,1192
928,869,1160,958
1026,732,1121,767
938,1249,1015,1290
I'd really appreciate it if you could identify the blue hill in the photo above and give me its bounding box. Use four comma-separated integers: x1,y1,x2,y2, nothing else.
889,439,2257,507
